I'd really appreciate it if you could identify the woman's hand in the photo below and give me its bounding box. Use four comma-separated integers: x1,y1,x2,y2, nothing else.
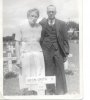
16,58,22,75
16,58,21,68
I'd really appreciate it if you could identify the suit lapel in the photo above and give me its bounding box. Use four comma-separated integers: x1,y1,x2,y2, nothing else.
43,19,51,32
44,19,54,33
55,19,60,37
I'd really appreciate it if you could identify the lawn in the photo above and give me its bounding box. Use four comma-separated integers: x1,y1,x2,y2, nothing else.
3,41,79,95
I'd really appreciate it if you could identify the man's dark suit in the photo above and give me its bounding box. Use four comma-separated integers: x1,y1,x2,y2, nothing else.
40,18,69,95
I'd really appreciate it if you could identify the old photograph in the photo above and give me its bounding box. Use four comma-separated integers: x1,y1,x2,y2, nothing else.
2,0,82,99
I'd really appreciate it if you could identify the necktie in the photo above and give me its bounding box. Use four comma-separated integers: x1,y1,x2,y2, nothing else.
50,20,53,26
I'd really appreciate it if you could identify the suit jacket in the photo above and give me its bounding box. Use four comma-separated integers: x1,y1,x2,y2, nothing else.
40,18,69,57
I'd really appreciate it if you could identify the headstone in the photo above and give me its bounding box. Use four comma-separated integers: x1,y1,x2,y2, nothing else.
8,52,12,72
8,44,15,54
26,76,56,95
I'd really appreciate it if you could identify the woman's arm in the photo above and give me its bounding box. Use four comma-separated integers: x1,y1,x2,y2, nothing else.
15,41,20,59
15,41,21,67
15,25,22,67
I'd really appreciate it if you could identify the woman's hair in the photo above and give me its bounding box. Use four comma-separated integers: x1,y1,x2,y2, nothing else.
27,8,39,18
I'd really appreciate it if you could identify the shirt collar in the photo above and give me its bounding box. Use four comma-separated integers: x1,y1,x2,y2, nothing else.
48,19,55,26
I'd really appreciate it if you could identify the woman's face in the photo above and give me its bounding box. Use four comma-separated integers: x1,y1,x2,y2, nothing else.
28,11,38,25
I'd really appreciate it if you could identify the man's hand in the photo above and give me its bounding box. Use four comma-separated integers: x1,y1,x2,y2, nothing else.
63,57,67,62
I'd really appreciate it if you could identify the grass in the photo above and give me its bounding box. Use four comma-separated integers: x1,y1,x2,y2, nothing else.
3,41,79,95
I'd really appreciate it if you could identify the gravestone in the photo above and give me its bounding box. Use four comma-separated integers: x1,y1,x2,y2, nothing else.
26,76,56,95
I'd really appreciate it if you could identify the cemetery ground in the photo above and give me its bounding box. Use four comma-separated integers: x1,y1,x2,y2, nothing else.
3,41,79,95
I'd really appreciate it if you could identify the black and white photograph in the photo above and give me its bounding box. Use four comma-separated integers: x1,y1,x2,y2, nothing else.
1,0,82,99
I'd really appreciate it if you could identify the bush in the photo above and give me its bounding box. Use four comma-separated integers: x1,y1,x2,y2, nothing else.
4,71,17,79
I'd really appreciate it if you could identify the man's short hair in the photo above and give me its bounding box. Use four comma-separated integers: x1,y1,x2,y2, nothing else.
27,8,39,18
47,5,56,10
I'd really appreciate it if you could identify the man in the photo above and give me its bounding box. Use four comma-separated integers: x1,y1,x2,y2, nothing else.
40,5,69,95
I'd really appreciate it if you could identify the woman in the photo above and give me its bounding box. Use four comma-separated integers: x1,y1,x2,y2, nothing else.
15,8,45,95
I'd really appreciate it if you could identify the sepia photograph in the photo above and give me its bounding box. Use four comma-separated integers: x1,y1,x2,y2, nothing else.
1,0,82,99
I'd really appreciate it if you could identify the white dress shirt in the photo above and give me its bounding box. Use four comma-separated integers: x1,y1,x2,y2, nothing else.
48,19,55,26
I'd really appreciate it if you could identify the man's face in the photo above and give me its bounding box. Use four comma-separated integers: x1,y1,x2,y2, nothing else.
47,6,56,20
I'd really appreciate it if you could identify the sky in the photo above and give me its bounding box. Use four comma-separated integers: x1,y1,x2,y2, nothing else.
3,0,79,36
